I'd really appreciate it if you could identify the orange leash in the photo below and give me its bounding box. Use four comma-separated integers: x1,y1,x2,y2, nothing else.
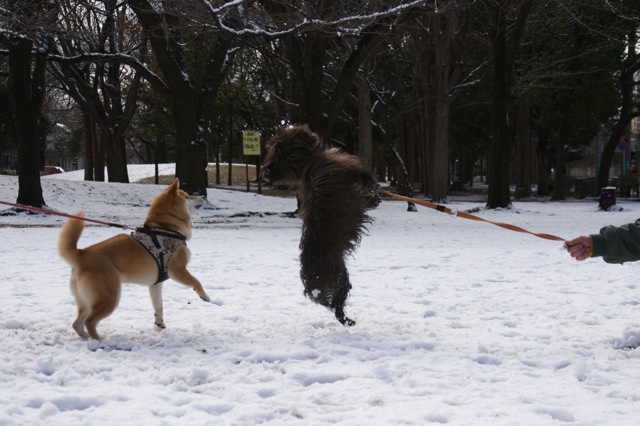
378,189,566,242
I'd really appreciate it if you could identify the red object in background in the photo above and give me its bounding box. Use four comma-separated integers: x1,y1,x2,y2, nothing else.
43,166,65,174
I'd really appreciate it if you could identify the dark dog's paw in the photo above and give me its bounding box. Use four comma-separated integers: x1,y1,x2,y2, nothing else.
336,312,356,327
341,317,356,327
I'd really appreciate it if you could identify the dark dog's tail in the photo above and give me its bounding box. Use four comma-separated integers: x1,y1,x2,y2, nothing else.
58,213,85,266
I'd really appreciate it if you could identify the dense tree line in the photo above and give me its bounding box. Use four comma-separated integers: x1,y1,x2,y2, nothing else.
0,0,638,208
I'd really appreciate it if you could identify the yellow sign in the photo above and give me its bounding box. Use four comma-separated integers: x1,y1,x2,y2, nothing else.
242,131,261,156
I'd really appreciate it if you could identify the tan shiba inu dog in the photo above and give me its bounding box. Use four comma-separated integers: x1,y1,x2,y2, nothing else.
58,179,210,340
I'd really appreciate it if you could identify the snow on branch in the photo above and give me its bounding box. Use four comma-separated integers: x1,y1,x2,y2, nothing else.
48,51,169,95
197,0,429,37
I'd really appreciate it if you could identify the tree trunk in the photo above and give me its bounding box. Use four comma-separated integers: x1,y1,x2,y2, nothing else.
356,79,373,172
486,0,533,208
429,7,456,202
486,24,513,208
514,102,532,199
420,61,434,197
8,38,45,207
94,132,106,182
431,99,450,202
103,130,130,183
536,129,550,197
171,88,208,195
83,113,95,181
395,105,409,196
551,98,570,200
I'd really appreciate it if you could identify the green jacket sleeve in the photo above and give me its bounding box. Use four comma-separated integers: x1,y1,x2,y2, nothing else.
590,218,640,264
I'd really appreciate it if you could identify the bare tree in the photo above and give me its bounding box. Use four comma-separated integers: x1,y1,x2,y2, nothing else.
256,0,426,141
126,0,240,196
1,0,59,207
49,0,144,183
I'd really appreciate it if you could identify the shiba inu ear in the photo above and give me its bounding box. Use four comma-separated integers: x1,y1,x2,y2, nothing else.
168,178,180,193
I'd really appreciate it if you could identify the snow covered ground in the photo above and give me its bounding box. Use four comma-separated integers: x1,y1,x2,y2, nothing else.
2,165,640,425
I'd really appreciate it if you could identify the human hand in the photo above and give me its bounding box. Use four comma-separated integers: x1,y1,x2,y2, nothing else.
563,236,593,261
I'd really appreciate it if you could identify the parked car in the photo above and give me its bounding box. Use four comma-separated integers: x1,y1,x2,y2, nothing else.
43,166,65,175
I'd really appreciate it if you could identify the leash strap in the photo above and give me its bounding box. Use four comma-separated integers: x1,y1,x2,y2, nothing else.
378,189,566,242
0,200,132,230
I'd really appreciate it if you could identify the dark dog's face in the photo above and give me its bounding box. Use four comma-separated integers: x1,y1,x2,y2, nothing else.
261,125,322,184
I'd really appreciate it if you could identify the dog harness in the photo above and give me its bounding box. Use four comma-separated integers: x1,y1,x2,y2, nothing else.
131,226,187,284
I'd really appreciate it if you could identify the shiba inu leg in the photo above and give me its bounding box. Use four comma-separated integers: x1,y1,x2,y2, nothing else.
72,310,89,339
148,282,165,329
167,247,210,302
69,275,89,339
81,273,121,340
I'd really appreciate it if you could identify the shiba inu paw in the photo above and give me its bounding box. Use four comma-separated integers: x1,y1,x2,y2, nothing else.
154,314,166,329
73,320,90,339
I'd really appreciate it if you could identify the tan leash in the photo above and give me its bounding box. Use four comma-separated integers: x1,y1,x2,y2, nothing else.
378,189,567,242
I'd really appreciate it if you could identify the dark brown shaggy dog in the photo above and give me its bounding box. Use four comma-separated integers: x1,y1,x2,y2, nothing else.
262,125,380,326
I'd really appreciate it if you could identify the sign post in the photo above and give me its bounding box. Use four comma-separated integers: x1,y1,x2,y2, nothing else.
242,131,261,193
